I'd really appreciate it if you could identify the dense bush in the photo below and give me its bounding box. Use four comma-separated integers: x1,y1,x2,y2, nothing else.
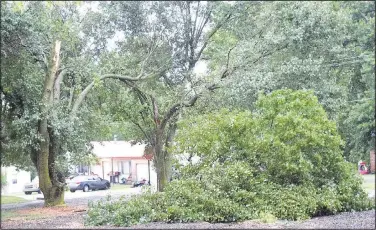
85,90,374,227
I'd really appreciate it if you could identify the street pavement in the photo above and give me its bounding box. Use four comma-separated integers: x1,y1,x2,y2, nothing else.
1,187,142,211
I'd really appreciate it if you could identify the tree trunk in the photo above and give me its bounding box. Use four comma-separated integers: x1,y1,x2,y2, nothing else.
151,125,173,192
154,127,167,192
37,40,65,207
157,163,168,192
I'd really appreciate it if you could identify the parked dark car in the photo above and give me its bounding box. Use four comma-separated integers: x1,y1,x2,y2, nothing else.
68,175,110,193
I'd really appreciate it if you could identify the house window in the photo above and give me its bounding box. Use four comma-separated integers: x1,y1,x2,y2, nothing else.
12,173,17,184
117,161,131,174
77,164,88,174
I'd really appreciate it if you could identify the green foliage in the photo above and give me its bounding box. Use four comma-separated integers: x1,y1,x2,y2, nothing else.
258,212,277,223
198,1,375,164
1,0,373,209
0,1,115,172
339,91,375,162
86,90,374,227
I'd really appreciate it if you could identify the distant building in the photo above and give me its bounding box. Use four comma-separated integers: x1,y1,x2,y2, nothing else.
77,141,157,186
73,141,202,189
1,166,31,194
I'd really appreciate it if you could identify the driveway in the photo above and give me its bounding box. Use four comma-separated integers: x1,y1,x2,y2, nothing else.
1,187,142,211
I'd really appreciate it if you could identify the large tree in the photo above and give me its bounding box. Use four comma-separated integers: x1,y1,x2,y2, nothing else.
1,2,160,206
80,1,375,191
84,1,249,191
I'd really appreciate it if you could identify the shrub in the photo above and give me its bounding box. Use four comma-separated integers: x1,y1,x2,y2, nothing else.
85,89,374,227
259,212,277,223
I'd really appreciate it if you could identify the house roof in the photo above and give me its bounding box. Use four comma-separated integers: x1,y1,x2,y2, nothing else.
90,141,146,158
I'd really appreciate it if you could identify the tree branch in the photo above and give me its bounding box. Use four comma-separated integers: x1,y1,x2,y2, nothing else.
71,73,154,115
233,43,289,73
195,7,212,48
133,120,151,142
123,110,151,142
220,42,238,79
194,10,233,65
165,121,177,149
191,1,200,41
119,79,153,130
67,86,75,109
53,69,67,102
151,96,160,127
160,94,199,130
160,39,282,129
119,79,149,105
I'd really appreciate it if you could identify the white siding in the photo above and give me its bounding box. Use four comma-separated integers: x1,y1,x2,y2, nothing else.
136,163,148,181
1,166,31,194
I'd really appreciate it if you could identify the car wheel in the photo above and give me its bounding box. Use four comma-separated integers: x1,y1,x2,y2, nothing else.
83,185,89,192
70,189,76,193
105,183,110,190
25,192,32,195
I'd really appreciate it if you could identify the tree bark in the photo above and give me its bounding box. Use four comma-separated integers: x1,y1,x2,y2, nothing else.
37,40,65,207
154,127,168,192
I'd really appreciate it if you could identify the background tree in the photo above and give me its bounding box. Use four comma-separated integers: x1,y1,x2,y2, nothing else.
189,1,375,162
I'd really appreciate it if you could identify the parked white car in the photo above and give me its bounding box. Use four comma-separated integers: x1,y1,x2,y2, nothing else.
23,176,41,195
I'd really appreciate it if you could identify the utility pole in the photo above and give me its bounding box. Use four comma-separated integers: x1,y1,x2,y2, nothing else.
111,157,114,185
148,160,151,185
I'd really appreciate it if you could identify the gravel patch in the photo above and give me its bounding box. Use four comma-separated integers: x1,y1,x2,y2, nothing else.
1,212,86,229
113,210,375,229
286,210,375,229
120,220,285,229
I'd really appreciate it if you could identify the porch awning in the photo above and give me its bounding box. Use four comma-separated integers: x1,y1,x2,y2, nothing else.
90,141,146,158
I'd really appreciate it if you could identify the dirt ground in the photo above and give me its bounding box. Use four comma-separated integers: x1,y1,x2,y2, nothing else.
1,206,375,229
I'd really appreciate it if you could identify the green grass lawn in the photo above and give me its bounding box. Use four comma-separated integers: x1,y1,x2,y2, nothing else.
1,196,28,205
362,174,375,193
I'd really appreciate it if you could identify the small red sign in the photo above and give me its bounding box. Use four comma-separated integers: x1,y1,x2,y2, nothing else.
143,153,153,160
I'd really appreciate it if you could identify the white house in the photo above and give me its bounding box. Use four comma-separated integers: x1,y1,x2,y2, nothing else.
1,166,31,194
73,141,201,189
82,141,158,186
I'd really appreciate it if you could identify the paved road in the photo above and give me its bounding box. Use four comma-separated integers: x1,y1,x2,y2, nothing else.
1,187,142,211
